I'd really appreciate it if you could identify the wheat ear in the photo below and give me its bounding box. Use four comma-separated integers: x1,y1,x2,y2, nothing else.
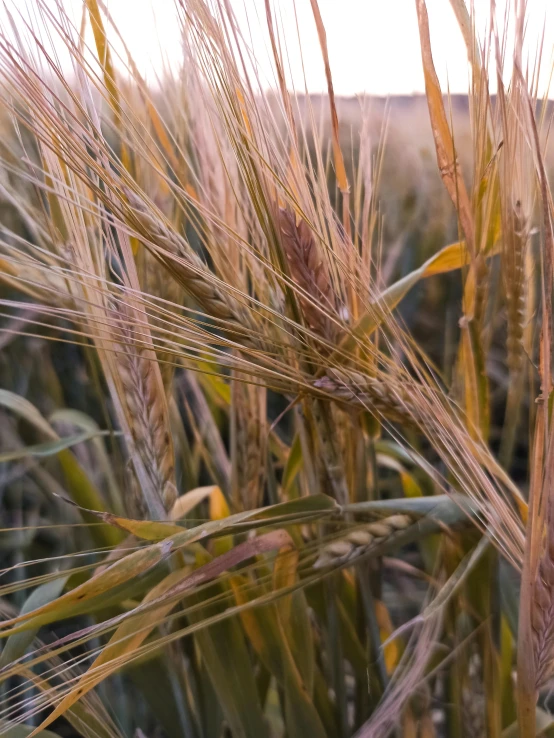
277,205,339,342
113,303,177,515
313,369,420,426
314,514,412,568
532,534,554,689
505,202,528,374
124,190,263,348
139,249,184,393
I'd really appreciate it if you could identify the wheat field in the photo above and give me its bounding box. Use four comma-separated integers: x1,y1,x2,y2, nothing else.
0,0,552,736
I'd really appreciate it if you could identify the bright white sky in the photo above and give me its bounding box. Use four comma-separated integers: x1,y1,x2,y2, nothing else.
4,0,554,96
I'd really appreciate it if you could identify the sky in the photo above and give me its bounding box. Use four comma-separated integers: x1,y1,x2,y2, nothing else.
3,0,554,97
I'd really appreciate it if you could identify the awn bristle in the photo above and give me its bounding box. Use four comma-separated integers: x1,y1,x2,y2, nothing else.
125,190,262,348
277,206,339,342
140,250,184,393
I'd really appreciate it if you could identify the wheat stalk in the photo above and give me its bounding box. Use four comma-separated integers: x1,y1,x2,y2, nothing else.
231,377,267,510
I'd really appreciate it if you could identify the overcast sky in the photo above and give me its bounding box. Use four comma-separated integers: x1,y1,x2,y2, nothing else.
4,0,554,96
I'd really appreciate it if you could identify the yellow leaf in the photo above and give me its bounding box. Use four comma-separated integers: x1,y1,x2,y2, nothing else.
210,487,230,521
171,485,219,521
374,599,399,673
209,486,231,556
29,531,293,737
1,541,170,635
333,238,473,364
66,486,220,541
230,575,279,672
400,471,423,498
27,566,191,736
97,513,184,540
416,0,474,254
272,546,299,627
422,240,469,277
309,0,348,195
